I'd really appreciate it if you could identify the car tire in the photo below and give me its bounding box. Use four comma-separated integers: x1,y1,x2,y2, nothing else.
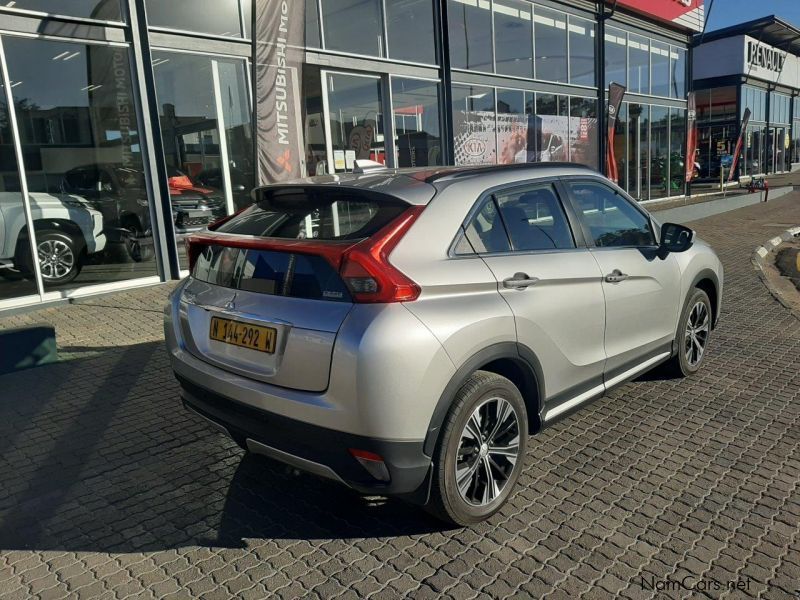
32,230,82,286
426,370,528,526
666,288,712,377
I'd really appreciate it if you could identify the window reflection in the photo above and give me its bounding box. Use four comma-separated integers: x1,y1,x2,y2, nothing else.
605,27,627,88
5,37,157,290
534,6,567,83
650,106,669,198
568,15,594,87
448,0,493,72
628,34,649,95
0,81,38,300
651,41,670,97
3,0,121,21
321,0,383,57
392,78,442,167
152,51,255,262
386,0,436,64
146,0,246,37
494,0,533,79
670,47,686,99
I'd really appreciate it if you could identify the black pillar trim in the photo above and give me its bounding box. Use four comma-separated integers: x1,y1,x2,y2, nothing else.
130,0,180,279
436,0,454,167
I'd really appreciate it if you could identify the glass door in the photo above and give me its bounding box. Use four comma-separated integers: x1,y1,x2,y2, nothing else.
321,72,385,174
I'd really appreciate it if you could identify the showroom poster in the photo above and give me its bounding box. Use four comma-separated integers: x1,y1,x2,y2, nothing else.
453,110,498,166
685,92,698,183
606,83,626,183
496,113,531,164
254,0,306,184
727,108,751,182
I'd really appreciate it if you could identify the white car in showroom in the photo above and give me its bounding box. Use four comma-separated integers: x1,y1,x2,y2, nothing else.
0,192,106,285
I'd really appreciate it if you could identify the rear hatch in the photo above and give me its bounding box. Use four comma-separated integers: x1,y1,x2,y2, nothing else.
178,184,421,392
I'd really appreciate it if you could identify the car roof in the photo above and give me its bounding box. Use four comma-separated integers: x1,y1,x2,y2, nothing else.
262,163,598,206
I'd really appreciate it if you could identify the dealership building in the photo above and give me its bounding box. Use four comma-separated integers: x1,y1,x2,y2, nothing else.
0,0,702,313
693,16,800,179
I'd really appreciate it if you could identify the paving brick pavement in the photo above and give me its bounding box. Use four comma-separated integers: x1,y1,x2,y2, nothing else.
0,193,799,599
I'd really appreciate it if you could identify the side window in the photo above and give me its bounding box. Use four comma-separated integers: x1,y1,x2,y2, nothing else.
568,181,655,247
458,198,511,254
494,184,575,251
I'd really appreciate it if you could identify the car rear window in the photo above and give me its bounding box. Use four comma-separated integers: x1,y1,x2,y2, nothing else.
193,245,352,302
215,186,409,240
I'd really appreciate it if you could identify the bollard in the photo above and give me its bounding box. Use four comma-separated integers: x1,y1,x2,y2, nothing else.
763,179,769,202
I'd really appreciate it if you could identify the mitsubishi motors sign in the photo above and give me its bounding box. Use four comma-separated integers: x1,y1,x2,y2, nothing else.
610,0,705,32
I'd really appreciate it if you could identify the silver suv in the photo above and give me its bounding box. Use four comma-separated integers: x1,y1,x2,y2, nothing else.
165,164,723,525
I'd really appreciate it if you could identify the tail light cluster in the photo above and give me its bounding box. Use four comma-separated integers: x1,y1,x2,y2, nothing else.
185,206,424,304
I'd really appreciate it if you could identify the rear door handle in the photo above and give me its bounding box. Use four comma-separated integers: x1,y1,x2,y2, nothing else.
605,269,629,283
503,272,540,289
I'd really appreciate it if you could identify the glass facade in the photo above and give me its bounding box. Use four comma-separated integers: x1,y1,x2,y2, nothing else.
697,85,796,177
0,0,691,310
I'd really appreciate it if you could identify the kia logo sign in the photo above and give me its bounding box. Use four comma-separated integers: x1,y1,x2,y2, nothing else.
463,137,487,157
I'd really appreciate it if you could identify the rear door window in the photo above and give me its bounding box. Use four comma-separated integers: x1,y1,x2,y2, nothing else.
494,184,575,251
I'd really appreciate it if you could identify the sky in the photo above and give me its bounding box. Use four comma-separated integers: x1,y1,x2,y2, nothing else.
704,0,800,33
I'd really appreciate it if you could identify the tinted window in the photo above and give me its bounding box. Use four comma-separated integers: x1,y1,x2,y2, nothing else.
605,26,627,88
494,0,533,79
568,15,595,86
386,0,436,64
193,246,352,302
628,34,649,95
568,181,655,247
534,6,567,83
146,0,245,37
448,0,493,72
216,187,408,240
460,199,511,254
5,0,122,21
495,185,574,251
321,0,383,56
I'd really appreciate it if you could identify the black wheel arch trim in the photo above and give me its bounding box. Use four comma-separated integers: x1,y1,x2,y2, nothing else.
423,342,544,457
689,268,721,329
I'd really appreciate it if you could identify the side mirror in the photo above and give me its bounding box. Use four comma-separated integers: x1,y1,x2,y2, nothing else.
659,222,694,255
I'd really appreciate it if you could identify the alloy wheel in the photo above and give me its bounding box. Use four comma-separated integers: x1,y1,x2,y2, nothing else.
684,301,710,367
455,396,520,506
38,239,75,281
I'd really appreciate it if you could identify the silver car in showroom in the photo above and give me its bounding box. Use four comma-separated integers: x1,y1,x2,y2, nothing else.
165,163,723,525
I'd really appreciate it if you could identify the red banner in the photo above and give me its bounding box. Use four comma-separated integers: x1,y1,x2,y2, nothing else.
685,92,697,184
606,83,626,183
727,108,751,183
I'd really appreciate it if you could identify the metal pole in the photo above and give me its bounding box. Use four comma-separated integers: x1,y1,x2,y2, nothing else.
0,36,44,298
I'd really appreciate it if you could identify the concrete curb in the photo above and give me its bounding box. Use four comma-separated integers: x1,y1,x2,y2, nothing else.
752,226,800,315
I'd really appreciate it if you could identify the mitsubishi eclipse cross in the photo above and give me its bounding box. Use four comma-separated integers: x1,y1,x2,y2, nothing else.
165,163,723,525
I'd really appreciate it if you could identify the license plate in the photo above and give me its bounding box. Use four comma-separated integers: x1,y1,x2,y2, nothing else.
209,316,277,354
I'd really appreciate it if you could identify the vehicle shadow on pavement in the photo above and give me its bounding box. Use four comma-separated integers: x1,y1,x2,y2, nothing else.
0,342,446,554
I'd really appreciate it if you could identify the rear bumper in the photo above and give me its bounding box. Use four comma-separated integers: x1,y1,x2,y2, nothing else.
178,376,432,499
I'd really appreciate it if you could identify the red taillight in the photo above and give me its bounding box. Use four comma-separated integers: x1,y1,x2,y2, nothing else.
185,205,424,302
339,206,423,303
